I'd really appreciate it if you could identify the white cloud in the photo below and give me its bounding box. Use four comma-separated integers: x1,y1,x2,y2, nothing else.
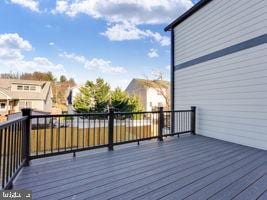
52,0,191,45
9,0,40,12
0,33,32,60
0,33,32,51
85,58,126,73
145,30,170,46
51,0,69,14
101,22,145,41
6,57,64,73
102,22,170,46
0,33,65,76
60,52,127,73
59,52,86,63
147,48,159,58
53,0,193,25
49,42,55,46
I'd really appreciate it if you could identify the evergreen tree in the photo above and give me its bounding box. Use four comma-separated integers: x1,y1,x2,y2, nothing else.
73,79,142,113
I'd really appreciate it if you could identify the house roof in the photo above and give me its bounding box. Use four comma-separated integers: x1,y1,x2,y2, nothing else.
131,78,170,89
0,78,51,100
164,0,213,31
0,87,12,99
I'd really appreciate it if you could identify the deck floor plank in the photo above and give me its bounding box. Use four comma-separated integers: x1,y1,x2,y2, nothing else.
41,142,243,200
233,175,267,200
15,137,215,186
111,150,262,200
27,140,231,194
258,190,267,200
156,153,267,200
18,136,210,178
13,135,267,200
208,162,267,200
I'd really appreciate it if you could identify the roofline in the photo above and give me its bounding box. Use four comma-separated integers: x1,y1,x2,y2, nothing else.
164,0,213,31
0,90,11,100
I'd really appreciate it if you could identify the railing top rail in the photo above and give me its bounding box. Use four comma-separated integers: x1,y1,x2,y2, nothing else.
31,112,109,118
30,109,193,118
170,109,194,112
0,116,28,129
114,111,160,115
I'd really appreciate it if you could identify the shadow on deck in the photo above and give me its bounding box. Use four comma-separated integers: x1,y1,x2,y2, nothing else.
13,135,267,200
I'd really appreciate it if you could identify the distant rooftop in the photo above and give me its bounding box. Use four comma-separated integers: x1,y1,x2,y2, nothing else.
0,78,51,100
131,78,170,88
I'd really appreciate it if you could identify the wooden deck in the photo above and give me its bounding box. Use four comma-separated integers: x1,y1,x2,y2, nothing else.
13,135,267,200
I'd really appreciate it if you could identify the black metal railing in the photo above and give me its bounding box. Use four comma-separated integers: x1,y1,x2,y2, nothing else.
26,107,195,159
0,117,28,190
29,112,110,159
0,106,196,189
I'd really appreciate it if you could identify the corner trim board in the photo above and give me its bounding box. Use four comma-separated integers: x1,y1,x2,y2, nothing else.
170,29,175,134
174,34,267,71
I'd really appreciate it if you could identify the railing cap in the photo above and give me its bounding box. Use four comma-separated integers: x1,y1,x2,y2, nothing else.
21,108,33,116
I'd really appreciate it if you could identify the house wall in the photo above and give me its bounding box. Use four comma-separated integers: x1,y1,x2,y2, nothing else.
146,88,167,111
10,83,41,92
43,88,53,112
67,87,81,114
0,100,8,116
0,100,17,116
126,80,168,111
16,100,44,112
125,80,147,111
173,0,267,149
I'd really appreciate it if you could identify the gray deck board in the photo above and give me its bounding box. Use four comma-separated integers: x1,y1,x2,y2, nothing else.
182,157,266,200
18,136,209,177
156,153,267,200
16,137,215,186
28,140,229,194
13,135,267,200
258,190,267,200
208,162,267,200
233,175,267,200
113,150,262,200
56,143,244,200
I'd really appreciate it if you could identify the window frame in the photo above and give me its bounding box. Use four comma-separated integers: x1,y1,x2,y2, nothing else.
0,103,6,110
23,85,30,91
30,85,36,91
17,85,23,91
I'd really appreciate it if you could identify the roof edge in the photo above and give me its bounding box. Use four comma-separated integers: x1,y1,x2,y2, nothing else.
164,0,213,31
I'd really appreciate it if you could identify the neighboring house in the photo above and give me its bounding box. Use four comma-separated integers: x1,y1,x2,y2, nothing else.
66,86,80,114
125,78,170,111
165,0,266,149
0,78,53,117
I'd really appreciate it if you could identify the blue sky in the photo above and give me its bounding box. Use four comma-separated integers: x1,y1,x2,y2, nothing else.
0,0,198,89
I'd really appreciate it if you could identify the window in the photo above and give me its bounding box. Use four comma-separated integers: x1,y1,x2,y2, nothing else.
30,86,36,91
24,86,29,90
149,102,153,107
0,103,6,109
17,85,23,90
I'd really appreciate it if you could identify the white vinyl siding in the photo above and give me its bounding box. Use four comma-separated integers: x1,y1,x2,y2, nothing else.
174,44,267,150
174,0,266,65
173,0,267,150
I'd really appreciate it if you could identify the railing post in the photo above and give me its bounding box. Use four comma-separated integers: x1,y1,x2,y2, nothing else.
21,108,32,166
191,106,196,135
108,108,114,151
158,107,164,141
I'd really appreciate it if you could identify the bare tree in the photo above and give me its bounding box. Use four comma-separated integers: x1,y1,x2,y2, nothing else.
143,71,170,110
